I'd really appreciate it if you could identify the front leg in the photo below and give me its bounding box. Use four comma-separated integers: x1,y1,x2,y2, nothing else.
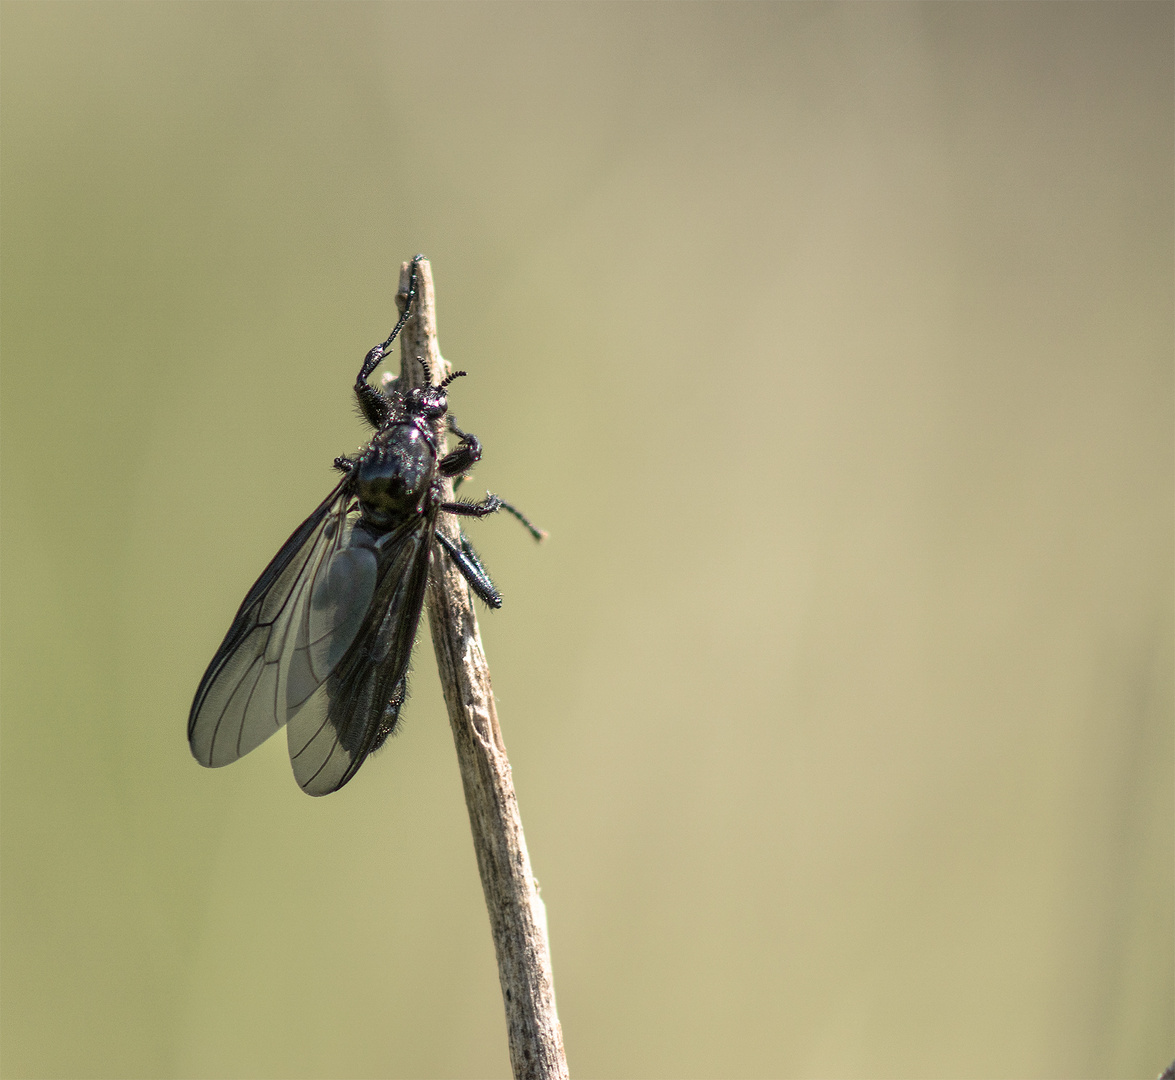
352,255,426,430
438,415,483,478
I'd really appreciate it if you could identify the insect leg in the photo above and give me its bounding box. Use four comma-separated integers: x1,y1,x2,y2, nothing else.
441,492,502,518
354,255,425,428
442,418,545,539
438,415,482,477
495,500,548,542
435,529,502,608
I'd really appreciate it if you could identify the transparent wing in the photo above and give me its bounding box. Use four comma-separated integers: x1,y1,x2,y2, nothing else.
287,511,436,796
188,476,379,770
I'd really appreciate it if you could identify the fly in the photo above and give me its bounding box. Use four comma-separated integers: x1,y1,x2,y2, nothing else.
188,256,543,795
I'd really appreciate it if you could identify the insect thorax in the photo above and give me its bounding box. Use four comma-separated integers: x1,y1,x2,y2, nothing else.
356,423,436,527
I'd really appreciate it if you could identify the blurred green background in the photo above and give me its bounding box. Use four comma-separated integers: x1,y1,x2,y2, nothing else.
1,4,1170,1078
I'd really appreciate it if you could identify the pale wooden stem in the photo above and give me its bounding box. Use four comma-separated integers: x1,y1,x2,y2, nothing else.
396,258,568,1080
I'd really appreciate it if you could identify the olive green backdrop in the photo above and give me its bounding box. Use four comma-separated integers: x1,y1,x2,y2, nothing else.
2,4,1171,1078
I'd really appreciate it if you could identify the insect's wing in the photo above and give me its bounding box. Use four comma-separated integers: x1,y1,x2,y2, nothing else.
188,476,378,769
287,510,436,796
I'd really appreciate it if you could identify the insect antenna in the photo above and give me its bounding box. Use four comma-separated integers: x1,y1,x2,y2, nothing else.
440,370,467,389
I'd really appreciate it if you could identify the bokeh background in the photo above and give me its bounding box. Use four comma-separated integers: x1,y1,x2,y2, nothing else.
2,4,1170,1078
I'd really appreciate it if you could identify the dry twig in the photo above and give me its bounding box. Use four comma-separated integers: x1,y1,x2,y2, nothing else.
395,258,567,1080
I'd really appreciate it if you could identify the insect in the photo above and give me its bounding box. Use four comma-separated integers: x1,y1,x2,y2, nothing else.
189,256,543,795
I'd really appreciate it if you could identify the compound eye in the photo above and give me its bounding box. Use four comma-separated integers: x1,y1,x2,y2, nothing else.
419,389,447,418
